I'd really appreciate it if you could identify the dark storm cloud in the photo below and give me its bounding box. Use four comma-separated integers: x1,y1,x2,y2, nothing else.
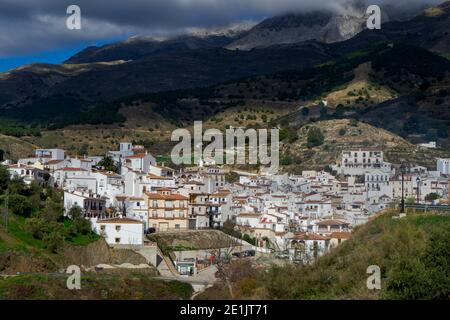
0,0,443,57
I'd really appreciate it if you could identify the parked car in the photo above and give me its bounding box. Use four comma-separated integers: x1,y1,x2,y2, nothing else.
243,250,256,257
275,251,290,259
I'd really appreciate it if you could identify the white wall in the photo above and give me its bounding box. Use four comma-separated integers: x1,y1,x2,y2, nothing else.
98,222,143,246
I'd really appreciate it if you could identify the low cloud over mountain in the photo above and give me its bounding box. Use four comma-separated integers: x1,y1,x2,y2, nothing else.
0,0,443,57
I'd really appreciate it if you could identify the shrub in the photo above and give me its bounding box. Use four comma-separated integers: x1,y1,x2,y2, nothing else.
9,194,33,217
0,165,9,194
8,176,26,195
281,155,294,166
424,193,440,202
43,223,66,253
307,127,325,148
41,199,64,222
242,234,256,246
349,118,359,127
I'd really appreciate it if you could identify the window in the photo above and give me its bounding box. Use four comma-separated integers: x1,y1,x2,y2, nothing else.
115,238,120,243
175,224,180,229
100,225,106,231
115,225,121,231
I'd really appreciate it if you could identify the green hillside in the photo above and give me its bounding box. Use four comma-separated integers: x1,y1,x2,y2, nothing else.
199,211,450,300
263,212,450,300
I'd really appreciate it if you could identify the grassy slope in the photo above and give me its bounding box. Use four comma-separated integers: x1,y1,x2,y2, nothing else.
0,214,193,300
262,211,450,300
0,213,101,273
0,270,192,300
0,214,99,252
0,133,38,160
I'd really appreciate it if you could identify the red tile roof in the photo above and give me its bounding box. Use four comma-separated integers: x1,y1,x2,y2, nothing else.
61,167,87,171
145,193,188,201
317,219,349,226
330,232,352,239
293,233,330,241
97,217,143,224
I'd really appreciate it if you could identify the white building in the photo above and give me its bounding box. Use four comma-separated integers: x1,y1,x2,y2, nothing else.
332,149,394,176
122,153,156,173
96,217,144,247
7,163,45,185
437,158,450,175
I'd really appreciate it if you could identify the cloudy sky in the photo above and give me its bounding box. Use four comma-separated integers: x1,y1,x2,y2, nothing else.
0,0,443,71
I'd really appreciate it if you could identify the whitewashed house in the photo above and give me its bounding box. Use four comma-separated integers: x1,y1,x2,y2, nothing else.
96,217,144,247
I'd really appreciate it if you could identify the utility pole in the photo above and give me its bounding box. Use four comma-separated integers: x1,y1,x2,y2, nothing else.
447,176,450,206
416,177,421,205
400,163,405,213
4,189,8,232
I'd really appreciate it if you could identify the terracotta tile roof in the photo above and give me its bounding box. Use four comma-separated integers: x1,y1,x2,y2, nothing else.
124,154,147,159
293,232,330,241
330,232,352,239
211,190,231,197
238,212,260,217
145,193,188,201
97,217,143,224
317,219,349,226
61,167,87,172
46,160,64,165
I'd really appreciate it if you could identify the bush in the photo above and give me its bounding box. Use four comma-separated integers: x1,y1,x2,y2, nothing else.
349,118,359,127
222,219,242,239
0,165,9,193
97,156,118,172
9,194,33,217
307,127,325,148
25,218,67,252
279,128,298,143
25,217,47,239
424,193,440,202
242,234,256,246
8,176,26,195
67,205,92,235
339,128,347,136
41,199,64,222
43,222,66,253
72,218,92,235
281,155,293,166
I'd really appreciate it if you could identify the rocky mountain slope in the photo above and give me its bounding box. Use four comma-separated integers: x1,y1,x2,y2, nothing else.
226,7,367,50
0,2,448,128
